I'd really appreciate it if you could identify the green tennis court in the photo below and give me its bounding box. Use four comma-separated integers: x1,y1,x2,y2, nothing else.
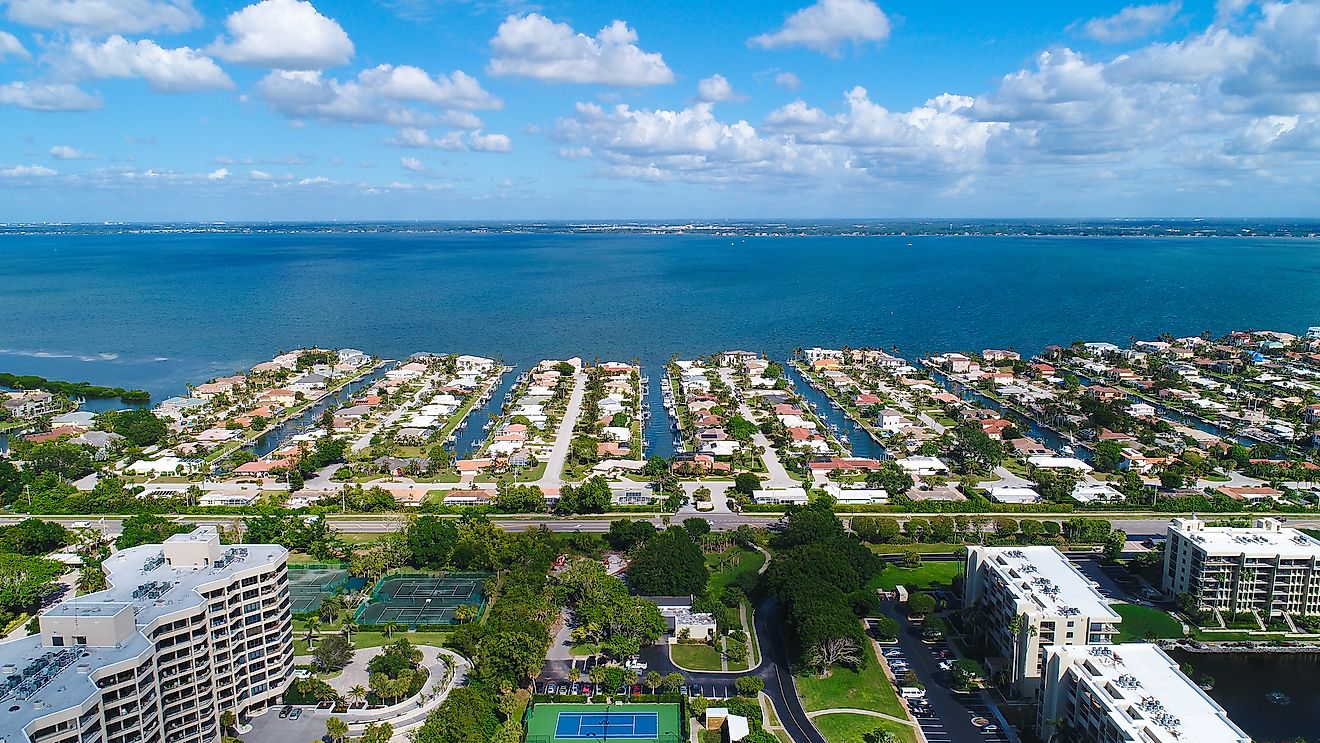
353,572,488,627
287,565,351,613
526,703,682,743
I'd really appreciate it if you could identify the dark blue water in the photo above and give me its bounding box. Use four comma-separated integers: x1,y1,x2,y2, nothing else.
2,231,1318,407
1168,650,1320,742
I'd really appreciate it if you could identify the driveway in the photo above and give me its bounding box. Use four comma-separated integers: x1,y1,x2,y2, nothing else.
878,601,1013,743
718,369,795,489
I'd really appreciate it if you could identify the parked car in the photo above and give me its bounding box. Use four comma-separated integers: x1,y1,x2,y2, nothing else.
279,707,291,719
580,684,591,696
632,684,643,696
289,709,302,720
570,683,580,695
679,685,688,697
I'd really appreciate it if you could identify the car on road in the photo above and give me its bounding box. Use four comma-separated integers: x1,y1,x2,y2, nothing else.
279,706,291,719
289,709,302,720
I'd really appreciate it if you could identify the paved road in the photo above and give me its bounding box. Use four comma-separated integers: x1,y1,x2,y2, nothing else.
536,371,586,486
9,514,1320,540
719,369,795,489
539,598,825,743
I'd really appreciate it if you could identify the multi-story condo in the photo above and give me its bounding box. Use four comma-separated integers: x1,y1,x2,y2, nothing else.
1039,643,1249,743
963,546,1121,698
1163,516,1320,617
0,527,294,743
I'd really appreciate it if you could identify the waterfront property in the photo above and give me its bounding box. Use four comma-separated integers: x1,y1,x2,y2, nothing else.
963,545,1121,698
1163,516,1320,618
1039,644,1250,743
0,527,294,743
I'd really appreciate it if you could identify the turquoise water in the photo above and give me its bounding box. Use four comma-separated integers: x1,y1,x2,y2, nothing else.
2,230,1318,402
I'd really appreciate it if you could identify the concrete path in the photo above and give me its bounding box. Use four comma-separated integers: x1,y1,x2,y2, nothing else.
536,372,587,486
805,708,918,726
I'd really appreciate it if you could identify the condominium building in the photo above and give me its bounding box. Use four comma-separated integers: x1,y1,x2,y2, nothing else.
0,527,294,743
963,546,1121,697
1163,516,1320,616
1039,643,1249,743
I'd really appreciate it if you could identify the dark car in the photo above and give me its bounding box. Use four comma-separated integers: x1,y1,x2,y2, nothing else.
279,706,291,719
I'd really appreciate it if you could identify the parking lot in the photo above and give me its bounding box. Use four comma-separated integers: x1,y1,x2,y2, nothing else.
875,604,1016,743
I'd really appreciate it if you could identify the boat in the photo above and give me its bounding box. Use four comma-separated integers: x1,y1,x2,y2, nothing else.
1267,691,1291,705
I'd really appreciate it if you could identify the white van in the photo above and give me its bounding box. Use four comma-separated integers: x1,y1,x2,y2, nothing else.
900,687,926,699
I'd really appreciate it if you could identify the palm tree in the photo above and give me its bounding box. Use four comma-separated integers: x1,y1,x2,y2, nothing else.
589,667,607,687
383,622,398,639
219,710,237,737
644,671,662,694
341,619,358,642
325,718,348,743
306,617,321,646
568,667,581,684
623,669,639,687
347,685,367,708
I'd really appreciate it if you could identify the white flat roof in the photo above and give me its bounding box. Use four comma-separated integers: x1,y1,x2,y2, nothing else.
977,546,1119,620
1053,644,1249,743
1171,520,1320,559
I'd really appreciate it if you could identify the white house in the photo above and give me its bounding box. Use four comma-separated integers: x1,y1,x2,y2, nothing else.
897,456,949,476
987,485,1042,504
824,484,888,505
752,488,809,506
1027,456,1093,473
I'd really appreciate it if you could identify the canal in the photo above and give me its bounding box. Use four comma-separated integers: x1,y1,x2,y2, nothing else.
782,360,888,460
251,364,391,457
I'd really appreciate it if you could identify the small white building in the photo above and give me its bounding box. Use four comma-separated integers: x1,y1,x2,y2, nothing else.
897,456,949,476
752,488,809,506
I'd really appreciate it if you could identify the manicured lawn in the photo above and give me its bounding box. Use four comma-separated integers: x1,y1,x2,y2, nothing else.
1112,603,1184,643
868,562,962,592
868,543,968,555
671,642,725,670
707,548,765,594
811,713,918,743
796,638,906,718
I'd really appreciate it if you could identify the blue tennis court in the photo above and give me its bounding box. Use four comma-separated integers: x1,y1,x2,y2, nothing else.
554,711,658,739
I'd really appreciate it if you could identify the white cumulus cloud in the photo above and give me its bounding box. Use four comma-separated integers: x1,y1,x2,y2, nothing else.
0,164,58,177
387,127,512,152
696,74,738,103
3,0,200,34
400,156,424,171
65,35,233,93
749,0,890,56
0,30,30,59
0,81,102,111
255,64,500,126
1077,2,1182,43
206,167,229,180
488,13,674,86
210,0,354,70
49,144,96,159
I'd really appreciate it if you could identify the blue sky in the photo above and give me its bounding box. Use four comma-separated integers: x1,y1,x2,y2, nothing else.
0,0,1318,220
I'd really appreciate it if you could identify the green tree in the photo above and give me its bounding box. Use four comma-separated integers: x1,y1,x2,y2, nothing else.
626,527,709,596
735,676,764,696
116,514,189,549
313,634,354,671
325,717,349,743
407,516,459,568
0,519,72,555
907,592,937,616
100,409,168,447
732,473,761,496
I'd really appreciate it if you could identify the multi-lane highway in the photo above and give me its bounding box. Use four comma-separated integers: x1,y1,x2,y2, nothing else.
5,512,1318,539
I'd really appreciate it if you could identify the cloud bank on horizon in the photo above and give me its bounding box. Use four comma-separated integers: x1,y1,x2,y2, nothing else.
0,0,1319,219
